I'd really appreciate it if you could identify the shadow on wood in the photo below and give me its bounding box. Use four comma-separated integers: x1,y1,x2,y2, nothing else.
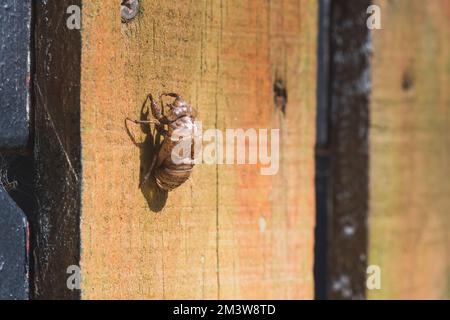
124,98,168,212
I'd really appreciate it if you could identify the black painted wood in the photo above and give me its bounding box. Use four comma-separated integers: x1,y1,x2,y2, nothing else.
0,187,29,300
326,0,371,299
0,0,32,300
314,0,331,300
32,0,82,299
0,0,32,151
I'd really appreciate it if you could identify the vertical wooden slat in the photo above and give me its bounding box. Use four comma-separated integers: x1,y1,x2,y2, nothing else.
33,0,82,299
327,0,371,300
314,0,331,300
216,0,317,299
0,0,31,150
369,0,450,299
80,0,317,299
0,0,32,300
0,188,29,300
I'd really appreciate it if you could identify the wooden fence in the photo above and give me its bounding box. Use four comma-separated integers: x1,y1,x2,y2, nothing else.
0,0,449,300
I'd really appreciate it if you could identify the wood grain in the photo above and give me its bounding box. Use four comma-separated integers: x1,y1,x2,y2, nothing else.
369,0,450,299
80,1,317,299
33,0,82,299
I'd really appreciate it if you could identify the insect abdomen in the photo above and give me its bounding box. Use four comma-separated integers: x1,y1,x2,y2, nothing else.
155,165,193,191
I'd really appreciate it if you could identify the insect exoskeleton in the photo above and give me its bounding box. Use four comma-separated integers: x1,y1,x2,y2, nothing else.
126,93,199,191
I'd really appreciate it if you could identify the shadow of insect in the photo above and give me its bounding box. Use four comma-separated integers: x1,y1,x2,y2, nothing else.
124,98,168,212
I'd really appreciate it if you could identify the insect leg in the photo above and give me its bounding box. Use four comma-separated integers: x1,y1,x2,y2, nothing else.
125,117,160,145
155,123,169,138
125,117,159,125
159,93,182,112
159,92,180,99
139,155,158,188
148,93,170,124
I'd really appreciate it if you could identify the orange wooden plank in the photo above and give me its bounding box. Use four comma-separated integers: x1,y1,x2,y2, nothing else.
80,0,317,299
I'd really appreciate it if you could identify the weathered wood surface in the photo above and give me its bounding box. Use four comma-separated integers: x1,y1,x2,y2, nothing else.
369,0,450,299
0,187,29,300
0,0,31,300
326,0,371,300
33,0,82,299
80,1,317,299
0,0,31,150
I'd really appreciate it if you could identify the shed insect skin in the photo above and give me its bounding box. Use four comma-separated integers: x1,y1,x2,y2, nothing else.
126,93,198,191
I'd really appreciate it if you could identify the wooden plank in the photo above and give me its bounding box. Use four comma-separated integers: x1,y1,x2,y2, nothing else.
33,0,82,299
0,154,36,300
80,0,317,299
369,0,450,299
0,187,29,300
0,0,31,151
0,0,32,300
325,0,371,300
314,0,331,300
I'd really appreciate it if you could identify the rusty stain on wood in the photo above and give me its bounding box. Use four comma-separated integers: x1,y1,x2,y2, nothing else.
369,0,450,299
80,0,317,299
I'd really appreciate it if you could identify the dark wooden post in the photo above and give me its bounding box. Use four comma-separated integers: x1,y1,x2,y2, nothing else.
32,0,82,299
315,0,372,300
